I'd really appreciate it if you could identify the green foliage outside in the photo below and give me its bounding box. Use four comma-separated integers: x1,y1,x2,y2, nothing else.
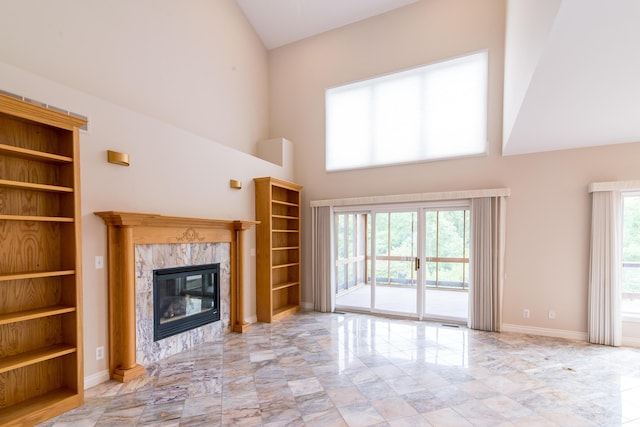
336,209,470,291
623,196,640,311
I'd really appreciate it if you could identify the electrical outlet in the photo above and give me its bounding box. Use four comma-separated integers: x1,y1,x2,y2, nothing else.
548,310,556,320
95,255,104,269
96,346,105,360
523,309,530,319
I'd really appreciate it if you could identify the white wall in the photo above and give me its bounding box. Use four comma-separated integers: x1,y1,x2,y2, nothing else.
0,0,267,155
0,0,292,382
268,0,640,344
0,60,291,383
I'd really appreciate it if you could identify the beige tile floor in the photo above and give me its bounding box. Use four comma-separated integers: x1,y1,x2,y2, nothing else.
40,312,640,426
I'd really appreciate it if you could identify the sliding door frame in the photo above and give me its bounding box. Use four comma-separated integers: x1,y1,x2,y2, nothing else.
334,199,470,321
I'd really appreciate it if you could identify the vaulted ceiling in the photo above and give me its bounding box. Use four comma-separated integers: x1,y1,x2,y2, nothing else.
236,0,640,156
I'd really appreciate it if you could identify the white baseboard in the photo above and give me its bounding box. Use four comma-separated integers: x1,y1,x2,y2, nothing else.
502,323,640,348
246,315,257,324
501,323,588,341
84,369,111,389
622,336,640,348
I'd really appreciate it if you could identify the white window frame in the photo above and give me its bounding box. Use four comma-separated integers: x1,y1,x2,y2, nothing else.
622,192,640,322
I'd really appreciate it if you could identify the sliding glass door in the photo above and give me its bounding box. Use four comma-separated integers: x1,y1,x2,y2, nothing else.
334,212,369,311
334,203,469,322
423,208,470,321
372,210,419,315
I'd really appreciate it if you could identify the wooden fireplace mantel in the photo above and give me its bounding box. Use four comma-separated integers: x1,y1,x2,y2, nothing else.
95,211,258,382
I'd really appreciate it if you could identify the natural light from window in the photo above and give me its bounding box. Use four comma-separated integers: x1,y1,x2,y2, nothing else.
622,194,640,315
326,51,488,171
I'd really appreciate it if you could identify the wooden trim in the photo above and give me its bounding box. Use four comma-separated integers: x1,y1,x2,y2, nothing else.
0,93,86,130
95,211,257,382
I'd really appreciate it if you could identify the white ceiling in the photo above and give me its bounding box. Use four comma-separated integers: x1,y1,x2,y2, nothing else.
236,0,640,156
235,0,418,50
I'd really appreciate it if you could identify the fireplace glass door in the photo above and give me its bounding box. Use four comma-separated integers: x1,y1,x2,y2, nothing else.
153,263,220,341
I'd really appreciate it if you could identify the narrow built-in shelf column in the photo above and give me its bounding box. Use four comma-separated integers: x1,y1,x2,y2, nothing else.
95,212,257,383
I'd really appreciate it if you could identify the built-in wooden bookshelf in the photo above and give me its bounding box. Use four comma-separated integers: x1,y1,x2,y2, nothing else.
0,93,85,426
254,177,302,322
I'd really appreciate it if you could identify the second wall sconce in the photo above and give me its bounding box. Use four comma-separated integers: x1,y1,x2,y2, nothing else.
107,150,130,167
230,179,242,190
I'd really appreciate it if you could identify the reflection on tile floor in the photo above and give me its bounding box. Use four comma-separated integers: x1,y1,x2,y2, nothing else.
40,312,640,426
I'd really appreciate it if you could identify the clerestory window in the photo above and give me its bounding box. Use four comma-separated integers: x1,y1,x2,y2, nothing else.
325,51,488,171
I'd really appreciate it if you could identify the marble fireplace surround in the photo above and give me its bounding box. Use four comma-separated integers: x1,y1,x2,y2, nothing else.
95,212,257,383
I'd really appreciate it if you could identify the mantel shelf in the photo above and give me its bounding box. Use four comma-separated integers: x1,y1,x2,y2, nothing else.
94,211,258,231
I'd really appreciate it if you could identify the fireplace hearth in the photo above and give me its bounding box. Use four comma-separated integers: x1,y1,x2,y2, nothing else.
153,263,220,341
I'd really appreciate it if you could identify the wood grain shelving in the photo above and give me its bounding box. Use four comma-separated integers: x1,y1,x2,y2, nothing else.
0,305,76,326
0,93,85,425
0,143,73,163
254,177,302,323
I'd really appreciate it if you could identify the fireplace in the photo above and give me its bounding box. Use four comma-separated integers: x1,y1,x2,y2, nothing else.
153,263,220,341
95,211,257,382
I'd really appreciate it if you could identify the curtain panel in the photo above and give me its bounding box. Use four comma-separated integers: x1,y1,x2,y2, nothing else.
469,196,506,332
311,205,334,312
588,191,622,346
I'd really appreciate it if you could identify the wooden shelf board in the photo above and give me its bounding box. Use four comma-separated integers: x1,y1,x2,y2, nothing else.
0,388,79,426
272,200,299,207
272,262,299,269
272,281,299,292
0,305,76,326
273,229,299,233
0,179,73,193
0,143,73,163
272,246,300,251
0,214,74,222
272,214,299,220
0,344,77,374
272,304,300,321
0,270,75,282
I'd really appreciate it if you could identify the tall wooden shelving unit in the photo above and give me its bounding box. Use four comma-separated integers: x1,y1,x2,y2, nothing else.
254,177,302,322
0,94,85,426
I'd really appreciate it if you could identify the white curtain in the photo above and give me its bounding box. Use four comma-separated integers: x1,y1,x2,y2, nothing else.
588,191,622,346
469,196,506,332
311,205,334,312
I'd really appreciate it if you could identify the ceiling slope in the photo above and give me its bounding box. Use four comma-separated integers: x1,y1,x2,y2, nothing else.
503,0,640,155
235,0,418,50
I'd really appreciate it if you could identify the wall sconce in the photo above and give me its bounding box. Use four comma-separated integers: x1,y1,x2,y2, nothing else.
229,179,242,190
107,150,130,167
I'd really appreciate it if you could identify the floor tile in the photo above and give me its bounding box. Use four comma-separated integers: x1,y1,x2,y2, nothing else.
38,312,640,427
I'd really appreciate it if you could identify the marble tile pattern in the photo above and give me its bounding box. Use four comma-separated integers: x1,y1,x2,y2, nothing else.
135,242,231,364
40,312,640,426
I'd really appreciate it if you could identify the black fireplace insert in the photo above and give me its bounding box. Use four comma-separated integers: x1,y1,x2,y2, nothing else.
153,263,220,341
